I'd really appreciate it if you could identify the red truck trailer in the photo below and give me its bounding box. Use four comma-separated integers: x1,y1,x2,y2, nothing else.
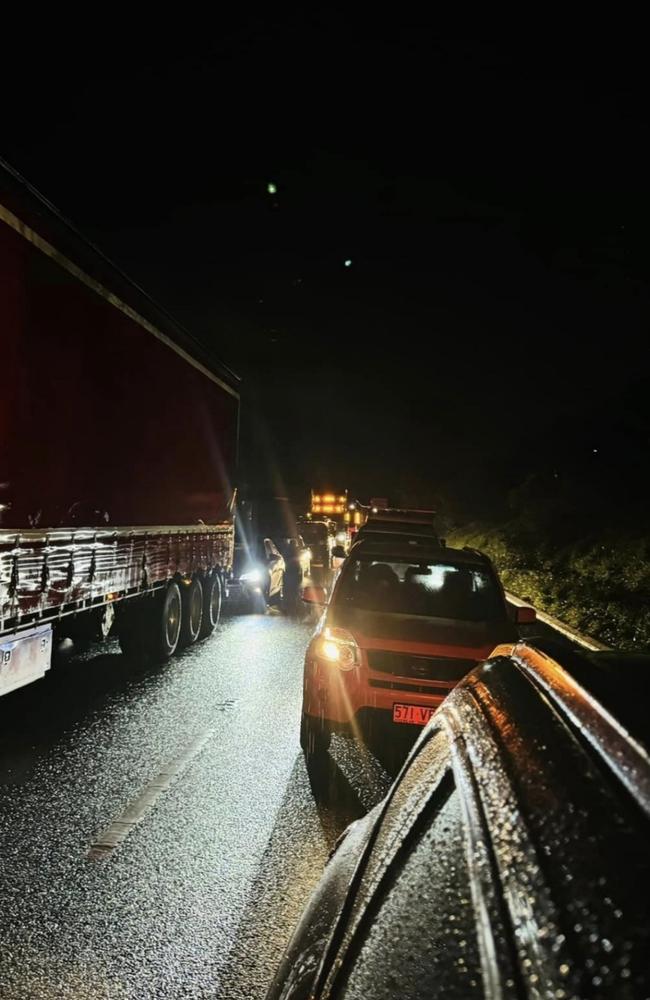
0,160,239,697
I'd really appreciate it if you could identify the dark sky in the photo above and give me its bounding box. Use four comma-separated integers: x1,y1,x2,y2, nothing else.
3,20,648,509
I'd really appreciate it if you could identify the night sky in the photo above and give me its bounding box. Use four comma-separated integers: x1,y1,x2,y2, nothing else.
3,20,648,512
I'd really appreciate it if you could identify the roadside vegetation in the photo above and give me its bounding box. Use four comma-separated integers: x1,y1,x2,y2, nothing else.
442,383,650,650
449,520,650,649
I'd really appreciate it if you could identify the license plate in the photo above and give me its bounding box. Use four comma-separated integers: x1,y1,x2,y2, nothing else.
393,702,435,726
0,624,52,697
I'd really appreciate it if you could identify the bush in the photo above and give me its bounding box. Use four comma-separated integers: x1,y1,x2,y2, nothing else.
449,522,650,650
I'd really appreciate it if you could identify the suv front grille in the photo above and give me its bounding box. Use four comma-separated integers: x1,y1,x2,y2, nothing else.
369,679,451,696
366,649,476,682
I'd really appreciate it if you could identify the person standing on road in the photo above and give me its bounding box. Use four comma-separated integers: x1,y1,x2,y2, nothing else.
283,538,303,612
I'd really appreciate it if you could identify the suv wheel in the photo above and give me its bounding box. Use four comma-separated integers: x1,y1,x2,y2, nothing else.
300,712,331,758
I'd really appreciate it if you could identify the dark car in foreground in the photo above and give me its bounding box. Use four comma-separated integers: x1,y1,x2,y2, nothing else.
268,641,650,1000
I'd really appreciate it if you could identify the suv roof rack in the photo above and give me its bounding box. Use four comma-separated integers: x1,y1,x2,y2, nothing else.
350,538,494,565
367,507,437,525
462,546,489,562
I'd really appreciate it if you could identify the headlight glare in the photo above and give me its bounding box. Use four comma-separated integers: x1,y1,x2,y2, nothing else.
319,627,359,670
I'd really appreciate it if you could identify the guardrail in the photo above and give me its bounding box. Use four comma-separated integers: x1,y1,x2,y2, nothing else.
506,590,610,651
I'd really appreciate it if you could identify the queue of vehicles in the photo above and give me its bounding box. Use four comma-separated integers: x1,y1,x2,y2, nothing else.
224,488,356,614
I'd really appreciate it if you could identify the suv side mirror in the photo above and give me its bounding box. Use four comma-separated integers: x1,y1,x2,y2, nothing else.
515,605,536,624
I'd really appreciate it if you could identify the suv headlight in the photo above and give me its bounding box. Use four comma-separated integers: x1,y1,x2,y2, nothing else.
319,627,360,670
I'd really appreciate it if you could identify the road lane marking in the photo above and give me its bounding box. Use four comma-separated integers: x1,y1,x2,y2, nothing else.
88,730,214,859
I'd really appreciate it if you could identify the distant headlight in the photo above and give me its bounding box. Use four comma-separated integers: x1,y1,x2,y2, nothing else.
336,532,347,544
241,568,264,584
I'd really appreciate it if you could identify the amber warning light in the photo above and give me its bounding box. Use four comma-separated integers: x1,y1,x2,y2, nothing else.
311,490,347,516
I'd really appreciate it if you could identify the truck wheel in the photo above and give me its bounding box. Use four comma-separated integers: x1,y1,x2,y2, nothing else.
300,712,331,759
199,573,222,639
179,577,203,647
150,582,183,661
118,584,182,662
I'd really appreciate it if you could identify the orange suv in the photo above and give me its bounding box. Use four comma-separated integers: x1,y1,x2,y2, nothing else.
300,536,534,757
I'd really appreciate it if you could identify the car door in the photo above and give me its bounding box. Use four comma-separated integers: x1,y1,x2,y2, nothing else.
265,539,284,596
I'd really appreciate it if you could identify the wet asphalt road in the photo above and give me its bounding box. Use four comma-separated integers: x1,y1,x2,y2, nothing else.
0,592,580,1000
0,606,404,1000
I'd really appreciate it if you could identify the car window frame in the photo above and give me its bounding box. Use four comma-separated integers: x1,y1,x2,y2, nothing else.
316,699,521,1000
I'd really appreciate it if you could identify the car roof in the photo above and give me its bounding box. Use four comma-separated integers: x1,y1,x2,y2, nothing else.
365,506,437,524
521,636,650,750
354,527,440,545
348,538,491,566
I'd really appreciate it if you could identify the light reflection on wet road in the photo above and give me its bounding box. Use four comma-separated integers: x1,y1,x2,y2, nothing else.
0,609,401,1000
0,599,573,999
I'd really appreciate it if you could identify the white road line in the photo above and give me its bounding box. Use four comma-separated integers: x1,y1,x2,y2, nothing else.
88,730,214,860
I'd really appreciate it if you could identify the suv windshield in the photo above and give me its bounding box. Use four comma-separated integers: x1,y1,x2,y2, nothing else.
335,558,504,622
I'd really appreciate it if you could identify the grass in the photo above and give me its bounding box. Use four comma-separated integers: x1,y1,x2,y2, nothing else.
448,523,650,650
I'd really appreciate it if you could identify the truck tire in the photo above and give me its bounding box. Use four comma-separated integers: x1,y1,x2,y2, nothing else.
150,582,183,661
300,712,331,759
199,573,222,639
118,583,182,662
179,577,203,647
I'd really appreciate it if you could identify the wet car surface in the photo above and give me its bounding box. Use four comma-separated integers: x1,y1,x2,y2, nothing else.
269,642,650,1000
